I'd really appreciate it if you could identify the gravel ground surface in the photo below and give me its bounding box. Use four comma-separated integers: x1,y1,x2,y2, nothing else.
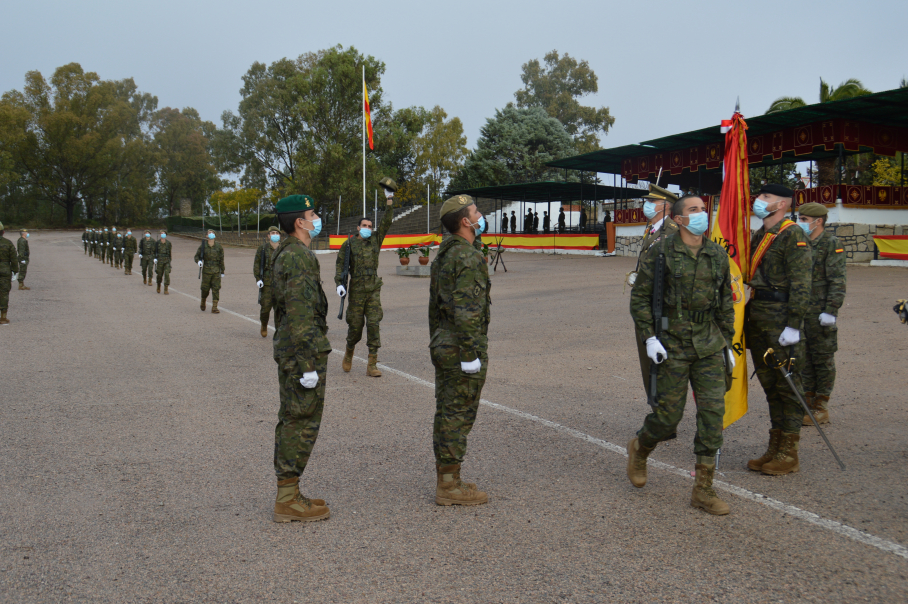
2,231,907,603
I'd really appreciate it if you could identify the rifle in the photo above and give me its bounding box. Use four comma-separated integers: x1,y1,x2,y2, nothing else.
337,234,352,320
258,240,267,304
647,168,667,409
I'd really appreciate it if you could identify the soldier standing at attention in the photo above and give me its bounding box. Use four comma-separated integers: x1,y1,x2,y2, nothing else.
745,184,812,476
626,195,735,515
195,229,225,313
429,194,491,506
797,202,846,425
138,230,156,286
335,177,397,377
0,222,19,325
254,226,282,337
106,227,116,266
501,212,508,233
16,229,30,290
270,194,331,523
510,211,517,233
557,207,566,233
83,228,90,254
154,230,173,295
123,229,137,275
113,228,124,269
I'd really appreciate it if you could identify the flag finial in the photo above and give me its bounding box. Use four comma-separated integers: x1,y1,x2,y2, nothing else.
735,96,740,114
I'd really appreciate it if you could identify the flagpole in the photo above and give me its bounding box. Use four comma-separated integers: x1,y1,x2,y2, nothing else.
363,65,366,216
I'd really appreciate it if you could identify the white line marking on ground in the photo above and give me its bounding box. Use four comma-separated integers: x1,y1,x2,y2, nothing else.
164,283,908,560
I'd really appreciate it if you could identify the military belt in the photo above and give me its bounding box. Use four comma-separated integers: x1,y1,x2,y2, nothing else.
354,268,377,277
679,309,715,323
753,289,789,303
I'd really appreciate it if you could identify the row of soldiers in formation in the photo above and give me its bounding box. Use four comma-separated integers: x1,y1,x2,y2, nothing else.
0,223,31,324
625,183,845,516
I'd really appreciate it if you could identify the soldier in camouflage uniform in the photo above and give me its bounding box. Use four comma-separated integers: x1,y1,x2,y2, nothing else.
98,228,107,261
154,230,173,294
0,222,19,325
744,184,813,476
335,177,397,377
113,228,124,269
90,229,99,258
138,230,156,285
123,229,137,275
106,227,116,265
428,195,491,506
82,228,90,254
16,230,30,290
270,194,331,523
254,226,282,337
627,195,735,515
194,229,225,314
797,203,846,425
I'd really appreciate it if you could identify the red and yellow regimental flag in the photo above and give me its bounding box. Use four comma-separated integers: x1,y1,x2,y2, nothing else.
364,81,374,150
710,112,752,428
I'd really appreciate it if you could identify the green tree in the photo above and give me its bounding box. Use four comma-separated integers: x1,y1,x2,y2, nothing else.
210,187,264,230
514,50,614,153
153,107,219,217
413,106,468,203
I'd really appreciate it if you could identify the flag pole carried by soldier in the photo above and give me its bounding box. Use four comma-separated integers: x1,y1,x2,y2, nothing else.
626,194,736,515
153,229,173,295
16,229,30,290
0,221,19,325
429,194,492,506
270,194,331,523
195,229,225,313
795,202,846,426
254,226,282,337
335,177,398,378
123,228,137,275
744,184,813,476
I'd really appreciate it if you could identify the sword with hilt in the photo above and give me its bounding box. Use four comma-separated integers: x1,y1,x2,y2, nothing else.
647,167,668,409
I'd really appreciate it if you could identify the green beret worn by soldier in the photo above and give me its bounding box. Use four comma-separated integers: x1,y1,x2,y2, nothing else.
194,229,225,313
82,228,90,254
254,226,282,337
796,203,846,425
627,195,735,515
745,184,813,476
0,222,19,324
270,194,331,523
429,195,491,506
335,177,398,377
123,229,137,275
138,230,156,285
16,230,30,290
154,230,173,295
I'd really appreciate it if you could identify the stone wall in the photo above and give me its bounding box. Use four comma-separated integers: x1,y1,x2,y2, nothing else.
827,223,904,263
615,235,643,257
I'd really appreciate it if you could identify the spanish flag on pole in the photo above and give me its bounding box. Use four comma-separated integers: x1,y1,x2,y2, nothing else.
711,110,751,427
364,80,374,150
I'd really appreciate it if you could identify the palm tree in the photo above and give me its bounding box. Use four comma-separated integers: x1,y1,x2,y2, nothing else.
765,78,872,184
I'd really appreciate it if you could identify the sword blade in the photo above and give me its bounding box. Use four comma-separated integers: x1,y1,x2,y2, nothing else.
780,369,846,470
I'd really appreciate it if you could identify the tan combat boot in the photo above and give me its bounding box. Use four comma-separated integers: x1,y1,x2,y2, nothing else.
0,310,8,325
626,437,656,488
164,285,169,295
366,354,382,377
260,321,268,338
200,297,207,311
691,463,730,515
143,276,147,285
435,463,488,506
747,429,782,472
342,347,354,372
273,477,330,523
18,282,26,290
813,395,830,424
211,301,219,314
801,392,816,426
157,283,161,293
147,277,152,287
761,432,800,476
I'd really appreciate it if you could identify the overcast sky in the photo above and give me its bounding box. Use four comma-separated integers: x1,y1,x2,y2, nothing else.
3,0,905,153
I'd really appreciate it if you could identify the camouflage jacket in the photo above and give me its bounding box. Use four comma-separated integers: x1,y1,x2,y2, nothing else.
82,232,90,242
91,233,98,244
0,237,18,276
271,236,331,374
155,239,172,261
428,234,491,362
99,231,109,246
253,241,279,285
334,206,394,291
631,232,735,359
638,218,679,260
138,237,156,255
808,230,847,316
194,241,225,274
124,235,137,254
747,219,812,329
17,237,29,260
113,234,124,250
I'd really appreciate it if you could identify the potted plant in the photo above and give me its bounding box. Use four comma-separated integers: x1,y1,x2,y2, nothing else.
397,244,417,266
418,243,431,265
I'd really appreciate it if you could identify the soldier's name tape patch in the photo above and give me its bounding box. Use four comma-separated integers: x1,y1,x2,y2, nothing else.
796,241,808,247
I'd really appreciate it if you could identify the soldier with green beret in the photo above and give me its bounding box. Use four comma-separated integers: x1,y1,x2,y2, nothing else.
270,194,331,523
428,194,491,506
154,229,173,295
0,221,19,324
194,229,225,313
335,177,397,377
82,228,90,254
745,184,813,476
626,194,735,515
254,226,282,337
796,202,846,425
123,228,137,275
138,229,156,285
16,229,30,290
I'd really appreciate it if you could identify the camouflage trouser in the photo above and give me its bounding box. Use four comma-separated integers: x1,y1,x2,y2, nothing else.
635,327,652,398
106,244,114,262
17,261,27,284
259,284,273,324
274,352,328,480
801,311,837,397
125,253,134,272
114,248,123,265
637,346,725,457
346,284,383,354
0,274,10,311
431,345,488,465
746,300,806,434
155,260,171,287
141,257,154,280
83,241,88,254
201,272,221,301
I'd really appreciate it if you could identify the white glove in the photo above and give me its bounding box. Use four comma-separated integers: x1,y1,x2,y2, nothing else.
726,349,736,370
384,188,394,199
153,258,158,264
120,248,124,252
139,254,143,259
779,327,800,346
461,358,481,373
256,280,264,288
299,371,319,389
21,260,26,264
337,285,346,297
220,274,224,278
645,337,667,364
819,313,836,327
11,273,17,282
198,261,203,267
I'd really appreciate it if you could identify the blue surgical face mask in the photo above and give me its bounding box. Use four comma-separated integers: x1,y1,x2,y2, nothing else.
683,212,709,236
145,233,150,238
798,219,816,235
753,198,775,219
127,231,131,236
270,234,280,243
161,233,167,238
643,201,659,219
471,216,486,235
208,233,215,240
359,227,372,239
304,217,322,237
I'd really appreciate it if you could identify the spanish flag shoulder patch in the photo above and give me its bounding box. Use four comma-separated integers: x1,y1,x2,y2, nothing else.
835,248,844,253
796,241,808,247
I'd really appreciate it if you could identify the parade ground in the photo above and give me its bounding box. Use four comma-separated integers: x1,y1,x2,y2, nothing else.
2,231,907,603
